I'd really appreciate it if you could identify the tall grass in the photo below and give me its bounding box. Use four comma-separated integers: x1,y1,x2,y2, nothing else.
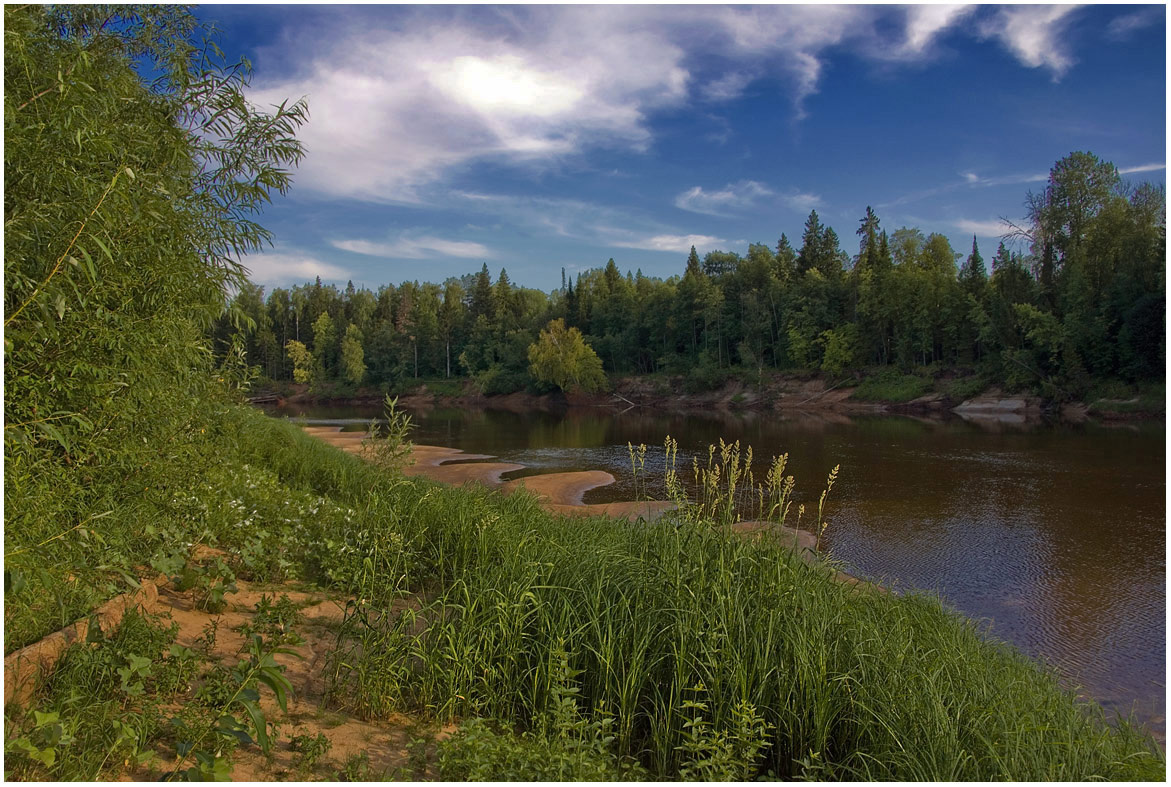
9,404,1158,779
224,408,1162,781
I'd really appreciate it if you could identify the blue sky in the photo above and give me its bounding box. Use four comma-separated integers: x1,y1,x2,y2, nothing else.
194,4,1166,292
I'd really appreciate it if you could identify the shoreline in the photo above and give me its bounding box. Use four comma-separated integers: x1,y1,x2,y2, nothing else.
298,425,879,592
263,381,1162,426
300,426,677,523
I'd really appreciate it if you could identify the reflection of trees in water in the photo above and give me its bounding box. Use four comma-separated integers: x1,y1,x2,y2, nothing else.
526,411,609,449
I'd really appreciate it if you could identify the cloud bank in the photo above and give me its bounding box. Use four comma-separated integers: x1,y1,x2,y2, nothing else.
243,253,352,287
247,6,1087,206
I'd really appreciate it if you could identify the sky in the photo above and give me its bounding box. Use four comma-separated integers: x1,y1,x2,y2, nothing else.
192,3,1167,293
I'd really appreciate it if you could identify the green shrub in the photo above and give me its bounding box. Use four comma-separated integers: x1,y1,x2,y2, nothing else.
852,371,933,402
438,649,648,781
942,375,988,401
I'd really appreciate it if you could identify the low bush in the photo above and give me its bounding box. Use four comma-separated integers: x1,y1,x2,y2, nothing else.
851,370,933,402
942,374,988,401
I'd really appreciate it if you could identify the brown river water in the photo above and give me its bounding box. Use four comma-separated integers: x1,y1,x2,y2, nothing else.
267,402,1166,739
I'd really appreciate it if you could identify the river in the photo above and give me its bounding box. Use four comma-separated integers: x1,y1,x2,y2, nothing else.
266,401,1165,739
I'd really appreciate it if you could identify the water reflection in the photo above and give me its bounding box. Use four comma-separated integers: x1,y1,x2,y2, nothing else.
268,401,1165,737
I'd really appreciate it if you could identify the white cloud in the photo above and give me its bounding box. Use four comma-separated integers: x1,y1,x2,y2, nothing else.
449,190,730,255
675,180,772,215
1119,163,1166,175
1106,8,1162,41
249,7,690,203
981,171,1049,186
246,6,1102,205
610,233,729,254
782,191,822,212
880,169,1048,209
700,71,756,101
242,253,352,286
952,219,1012,237
977,6,1080,77
896,5,975,58
332,235,492,260
695,5,877,115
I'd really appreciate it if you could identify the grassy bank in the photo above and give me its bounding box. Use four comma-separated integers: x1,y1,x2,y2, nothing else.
6,404,1163,780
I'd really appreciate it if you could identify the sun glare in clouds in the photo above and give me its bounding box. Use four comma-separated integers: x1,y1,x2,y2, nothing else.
435,56,582,117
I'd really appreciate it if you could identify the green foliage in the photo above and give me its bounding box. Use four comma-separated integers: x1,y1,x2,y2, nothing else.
219,410,1160,781
527,318,608,394
362,395,414,474
942,375,988,402
340,751,371,781
4,3,306,651
171,556,239,613
6,610,239,781
284,340,315,384
677,683,771,781
311,311,337,379
237,594,304,646
169,634,294,780
438,648,648,781
213,150,1161,402
818,324,860,375
682,353,730,393
339,324,366,385
852,370,933,402
290,732,332,773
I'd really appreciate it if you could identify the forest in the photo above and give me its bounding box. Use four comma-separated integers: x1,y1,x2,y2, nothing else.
220,154,1165,400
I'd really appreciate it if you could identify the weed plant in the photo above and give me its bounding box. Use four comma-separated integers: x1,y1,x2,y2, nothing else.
3,608,291,781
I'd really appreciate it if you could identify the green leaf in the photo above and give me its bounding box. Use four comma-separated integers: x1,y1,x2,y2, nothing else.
33,711,59,728
34,421,70,451
91,235,114,264
77,246,97,281
239,700,269,752
256,669,289,713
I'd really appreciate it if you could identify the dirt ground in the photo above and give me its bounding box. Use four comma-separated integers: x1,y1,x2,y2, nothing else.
125,572,450,781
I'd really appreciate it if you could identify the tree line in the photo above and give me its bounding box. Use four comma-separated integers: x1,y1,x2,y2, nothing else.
219,151,1165,399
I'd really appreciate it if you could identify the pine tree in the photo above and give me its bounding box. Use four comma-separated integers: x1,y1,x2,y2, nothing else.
855,206,880,272
470,263,493,320
959,236,988,297
775,234,797,282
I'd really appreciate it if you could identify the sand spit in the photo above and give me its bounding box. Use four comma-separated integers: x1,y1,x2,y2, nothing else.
299,426,673,522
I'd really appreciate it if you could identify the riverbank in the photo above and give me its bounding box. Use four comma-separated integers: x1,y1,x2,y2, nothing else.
255,371,1163,423
7,404,1162,780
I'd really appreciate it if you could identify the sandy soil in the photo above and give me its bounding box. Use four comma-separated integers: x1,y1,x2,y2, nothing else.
302,426,676,523
119,571,447,781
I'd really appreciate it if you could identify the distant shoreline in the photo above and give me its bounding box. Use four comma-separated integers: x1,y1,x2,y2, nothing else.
252,371,1164,424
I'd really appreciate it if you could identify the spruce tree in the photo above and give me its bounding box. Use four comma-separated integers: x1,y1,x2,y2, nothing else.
959,236,988,297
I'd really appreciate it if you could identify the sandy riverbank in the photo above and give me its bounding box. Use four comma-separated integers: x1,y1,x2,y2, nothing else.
299,426,675,522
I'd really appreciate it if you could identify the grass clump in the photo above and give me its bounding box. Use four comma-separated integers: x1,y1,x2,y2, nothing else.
1087,381,1165,416
3,608,291,781
438,648,648,781
942,374,988,401
851,369,934,402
